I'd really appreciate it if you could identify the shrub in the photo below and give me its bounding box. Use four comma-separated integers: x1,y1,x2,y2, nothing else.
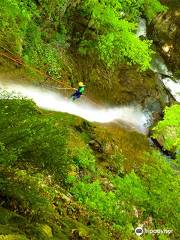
0,97,70,181
152,104,180,160
72,147,96,172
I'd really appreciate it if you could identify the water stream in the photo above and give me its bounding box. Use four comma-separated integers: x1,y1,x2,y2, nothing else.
136,18,147,37
136,17,179,158
137,18,180,102
0,81,150,134
0,19,178,137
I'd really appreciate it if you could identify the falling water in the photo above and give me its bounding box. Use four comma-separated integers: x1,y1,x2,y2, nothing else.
150,54,173,77
136,18,147,37
161,77,180,102
151,54,180,102
135,17,180,102
0,81,150,134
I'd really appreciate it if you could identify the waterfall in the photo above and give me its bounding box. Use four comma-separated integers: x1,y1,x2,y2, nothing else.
136,18,147,37
0,81,150,134
161,77,180,102
151,54,180,102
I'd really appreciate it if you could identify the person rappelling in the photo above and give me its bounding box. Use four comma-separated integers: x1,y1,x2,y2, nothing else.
70,82,86,101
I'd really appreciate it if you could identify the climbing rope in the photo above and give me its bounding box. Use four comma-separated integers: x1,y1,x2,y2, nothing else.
0,46,99,105
42,84,76,91
0,46,74,90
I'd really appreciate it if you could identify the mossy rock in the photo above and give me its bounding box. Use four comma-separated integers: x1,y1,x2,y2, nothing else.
73,54,169,112
0,225,20,235
0,234,28,240
148,1,180,72
33,224,53,239
0,208,15,225
75,121,151,173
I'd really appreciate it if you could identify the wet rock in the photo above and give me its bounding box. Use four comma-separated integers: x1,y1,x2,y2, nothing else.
144,97,163,121
89,124,151,173
155,126,177,152
101,177,114,191
161,77,180,102
89,139,103,153
150,53,172,76
144,97,162,113
87,64,169,115
148,1,180,73
136,18,147,37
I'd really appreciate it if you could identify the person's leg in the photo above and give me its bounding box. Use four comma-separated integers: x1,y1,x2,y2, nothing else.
70,91,82,101
73,93,81,100
70,91,77,100
70,92,79,101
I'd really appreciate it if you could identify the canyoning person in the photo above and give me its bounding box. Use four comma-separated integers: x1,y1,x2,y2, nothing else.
70,82,86,101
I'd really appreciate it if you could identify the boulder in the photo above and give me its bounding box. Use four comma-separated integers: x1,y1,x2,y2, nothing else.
148,0,180,74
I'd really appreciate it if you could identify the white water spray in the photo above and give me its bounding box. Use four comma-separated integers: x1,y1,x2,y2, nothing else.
150,53,180,102
162,77,180,102
0,81,150,133
136,18,147,38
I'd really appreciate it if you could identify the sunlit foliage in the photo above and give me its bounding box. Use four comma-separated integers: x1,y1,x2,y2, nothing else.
0,0,166,73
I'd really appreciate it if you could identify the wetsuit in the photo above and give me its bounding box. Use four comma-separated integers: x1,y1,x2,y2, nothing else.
71,86,85,101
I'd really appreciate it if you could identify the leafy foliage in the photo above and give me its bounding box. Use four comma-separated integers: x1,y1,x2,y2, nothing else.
1,1,178,239
0,96,116,239
98,30,152,70
153,104,180,160
0,97,69,180
118,0,167,22
0,94,179,238
141,151,180,233
78,0,166,70
0,0,167,74
70,151,179,238
0,167,57,219
0,0,68,79
0,0,32,54
72,147,96,171
144,0,168,22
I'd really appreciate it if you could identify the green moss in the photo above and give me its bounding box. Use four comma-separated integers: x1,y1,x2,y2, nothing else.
0,55,178,239
153,104,180,158
32,224,53,240
0,225,20,236
0,235,28,240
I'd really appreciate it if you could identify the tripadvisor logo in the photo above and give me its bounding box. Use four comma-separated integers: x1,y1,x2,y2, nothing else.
135,226,173,236
135,227,143,236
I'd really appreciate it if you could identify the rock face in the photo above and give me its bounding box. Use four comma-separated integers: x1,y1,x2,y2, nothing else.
152,104,180,159
86,64,170,120
71,47,173,123
148,0,180,73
